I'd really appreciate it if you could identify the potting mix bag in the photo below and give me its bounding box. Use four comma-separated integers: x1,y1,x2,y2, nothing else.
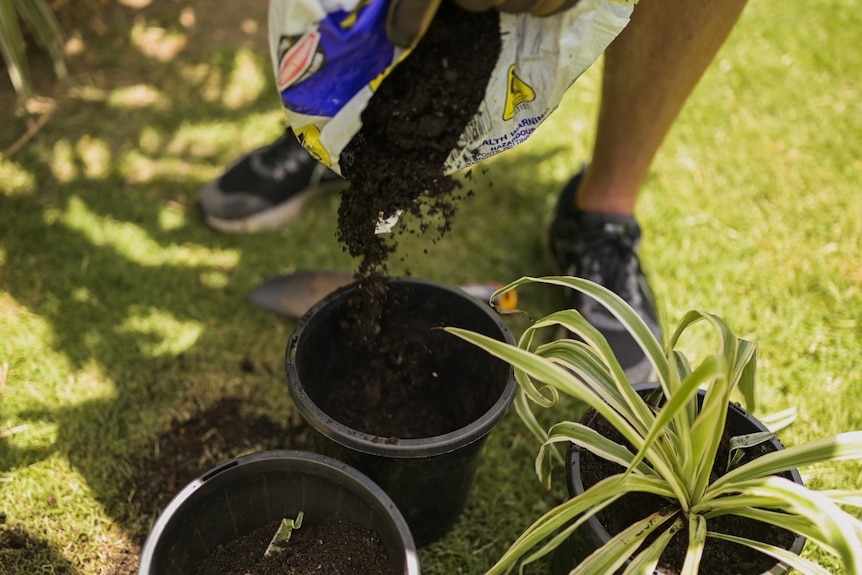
269,0,634,176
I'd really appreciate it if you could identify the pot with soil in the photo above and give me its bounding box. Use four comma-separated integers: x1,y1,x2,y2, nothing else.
285,277,517,546
451,276,862,575
138,450,420,575
552,383,806,575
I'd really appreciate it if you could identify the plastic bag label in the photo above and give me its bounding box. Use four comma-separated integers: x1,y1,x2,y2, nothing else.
270,0,634,174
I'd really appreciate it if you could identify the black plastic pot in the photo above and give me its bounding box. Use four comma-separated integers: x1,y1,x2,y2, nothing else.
285,277,517,546
138,450,420,575
552,383,806,575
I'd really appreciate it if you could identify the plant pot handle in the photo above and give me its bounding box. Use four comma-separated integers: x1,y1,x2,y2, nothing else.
287,332,300,364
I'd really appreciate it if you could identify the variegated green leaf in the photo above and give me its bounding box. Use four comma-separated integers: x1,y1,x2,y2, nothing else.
571,509,677,575
709,476,862,572
709,531,834,575
680,513,707,575
13,0,67,80
758,407,798,434
622,516,684,575
710,431,862,491
728,431,776,469
542,421,656,477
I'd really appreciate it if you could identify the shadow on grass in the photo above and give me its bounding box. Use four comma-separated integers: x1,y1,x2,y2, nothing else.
0,525,79,575
0,3,577,573
0,3,331,570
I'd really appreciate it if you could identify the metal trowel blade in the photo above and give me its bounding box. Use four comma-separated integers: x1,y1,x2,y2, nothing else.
249,270,355,318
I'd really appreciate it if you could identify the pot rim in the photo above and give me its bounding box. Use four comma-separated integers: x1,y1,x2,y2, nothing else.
285,276,517,458
138,449,421,574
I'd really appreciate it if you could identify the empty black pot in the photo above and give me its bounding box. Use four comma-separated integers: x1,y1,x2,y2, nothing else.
138,450,420,574
285,277,517,546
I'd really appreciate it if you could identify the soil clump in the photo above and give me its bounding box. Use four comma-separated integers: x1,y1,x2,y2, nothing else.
319,283,506,438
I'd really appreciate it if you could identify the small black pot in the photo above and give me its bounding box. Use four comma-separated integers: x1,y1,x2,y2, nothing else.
552,383,806,575
285,277,517,546
138,450,420,575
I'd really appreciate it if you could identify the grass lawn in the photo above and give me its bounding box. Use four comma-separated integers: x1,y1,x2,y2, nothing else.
1,0,860,573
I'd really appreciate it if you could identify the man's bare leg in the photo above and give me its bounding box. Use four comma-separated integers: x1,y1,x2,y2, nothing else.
576,0,749,215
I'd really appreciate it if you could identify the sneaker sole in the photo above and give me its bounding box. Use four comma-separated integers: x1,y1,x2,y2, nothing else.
204,179,347,234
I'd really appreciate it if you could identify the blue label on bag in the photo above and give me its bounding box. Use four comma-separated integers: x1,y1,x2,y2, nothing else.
275,0,395,118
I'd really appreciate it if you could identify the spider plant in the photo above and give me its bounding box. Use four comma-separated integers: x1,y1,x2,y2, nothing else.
447,276,862,575
0,0,67,104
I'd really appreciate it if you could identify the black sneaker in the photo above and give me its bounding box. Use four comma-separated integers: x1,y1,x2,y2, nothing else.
198,130,346,233
547,168,662,384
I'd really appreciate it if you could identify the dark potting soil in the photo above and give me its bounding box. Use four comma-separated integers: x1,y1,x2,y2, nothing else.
195,516,397,575
579,408,799,574
320,284,503,438
324,3,502,439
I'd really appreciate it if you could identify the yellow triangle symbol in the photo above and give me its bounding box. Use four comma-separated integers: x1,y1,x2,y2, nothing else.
503,65,536,121
294,123,331,166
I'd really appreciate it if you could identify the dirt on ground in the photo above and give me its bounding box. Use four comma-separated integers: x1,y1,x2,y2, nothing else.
119,397,315,575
